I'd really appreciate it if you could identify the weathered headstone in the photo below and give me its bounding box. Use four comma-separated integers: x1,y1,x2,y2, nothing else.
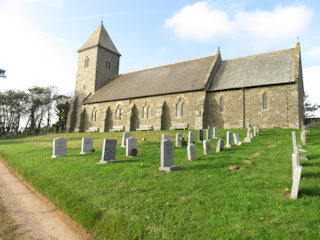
52,138,67,158
292,131,298,150
233,133,242,146
301,130,307,146
176,132,183,147
198,130,203,142
292,152,300,176
290,166,303,199
187,143,197,161
121,132,132,147
203,140,211,155
244,128,252,142
212,127,218,139
126,137,138,157
206,128,211,140
98,139,119,163
216,138,224,152
162,134,170,141
188,131,195,145
225,131,233,147
80,137,94,154
159,139,181,172
253,126,257,137
292,131,308,160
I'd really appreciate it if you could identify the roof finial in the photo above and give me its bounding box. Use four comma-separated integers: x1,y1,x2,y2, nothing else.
218,46,220,51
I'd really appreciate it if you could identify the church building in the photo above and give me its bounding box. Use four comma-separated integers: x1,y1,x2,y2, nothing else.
66,23,305,132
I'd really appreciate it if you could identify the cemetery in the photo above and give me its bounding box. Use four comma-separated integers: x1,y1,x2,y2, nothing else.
0,126,320,239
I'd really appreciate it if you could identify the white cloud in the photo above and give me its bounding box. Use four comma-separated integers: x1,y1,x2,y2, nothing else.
165,2,312,42
303,65,320,117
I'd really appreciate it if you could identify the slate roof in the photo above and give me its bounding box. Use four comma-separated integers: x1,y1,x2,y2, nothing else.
78,24,120,55
208,48,296,91
85,55,218,104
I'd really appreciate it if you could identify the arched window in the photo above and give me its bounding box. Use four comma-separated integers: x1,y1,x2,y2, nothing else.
176,103,180,117
181,103,186,117
262,93,268,109
84,56,89,68
220,97,224,112
147,106,151,118
115,105,123,120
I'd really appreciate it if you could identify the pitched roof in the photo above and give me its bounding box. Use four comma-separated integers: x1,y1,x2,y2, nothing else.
208,48,297,91
78,23,120,55
85,55,218,104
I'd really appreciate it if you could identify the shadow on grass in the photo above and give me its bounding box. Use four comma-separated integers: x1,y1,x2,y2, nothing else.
299,187,320,197
301,162,320,167
302,171,320,179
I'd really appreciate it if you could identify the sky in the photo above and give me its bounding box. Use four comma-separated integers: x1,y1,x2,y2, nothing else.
0,0,320,116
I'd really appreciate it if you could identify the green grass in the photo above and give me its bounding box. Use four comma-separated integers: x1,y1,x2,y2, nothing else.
1,128,320,239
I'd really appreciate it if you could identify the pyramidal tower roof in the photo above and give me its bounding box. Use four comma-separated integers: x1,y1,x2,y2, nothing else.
78,23,120,55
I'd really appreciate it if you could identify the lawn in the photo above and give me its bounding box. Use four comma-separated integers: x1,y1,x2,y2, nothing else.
0,127,320,239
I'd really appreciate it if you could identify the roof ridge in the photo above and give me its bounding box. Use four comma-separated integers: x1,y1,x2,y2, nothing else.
225,47,296,61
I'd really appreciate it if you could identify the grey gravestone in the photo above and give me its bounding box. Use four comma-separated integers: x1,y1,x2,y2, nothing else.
292,131,298,150
290,166,303,199
212,127,218,139
52,137,67,158
121,132,132,147
80,137,93,154
225,131,233,148
126,137,137,157
203,140,211,155
198,130,203,142
216,138,224,152
233,133,242,146
301,130,307,145
292,131,308,160
188,131,195,145
98,139,118,163
159,139,181,172
176,132,183,147
162,134,170,141
206,128,211,140
187,143,197,161
244,128,252,142
292,152,300,176
253,126,257,137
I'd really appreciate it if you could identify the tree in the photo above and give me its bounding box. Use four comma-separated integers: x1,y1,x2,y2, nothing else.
0,69,6,78
52,95,70,131
304,94,320,118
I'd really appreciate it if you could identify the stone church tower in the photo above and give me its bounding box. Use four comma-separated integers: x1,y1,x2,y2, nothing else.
66,23,121,132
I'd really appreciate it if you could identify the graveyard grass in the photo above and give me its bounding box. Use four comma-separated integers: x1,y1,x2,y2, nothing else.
1,127,320,240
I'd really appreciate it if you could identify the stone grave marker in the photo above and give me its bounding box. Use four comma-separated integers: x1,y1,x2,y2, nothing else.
292,152,300,176
225,131,233,147
233,133,242,146
98,139,119,163
121,132,132,147
176,132,183,147
213,127,218,139
162,134,170,141
301,130,307,146
188,131,195,145
52,137,67,158
80,137,94,154
203,140,211,155
292,131,308,160
292,131,298,149
253,126,257,137
159,139,181,172
244,128,252,142
198,130,203,142
290,166,303,199
216,138,224,152
206,128,211,140
187,143,197,161
126,137,138,157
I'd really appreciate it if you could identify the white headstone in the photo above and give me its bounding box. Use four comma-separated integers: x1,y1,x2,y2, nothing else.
80,137,93,154
244,128,252,142
203,140,211,155
52,138,67,158
162,134,170,141
187,143,197,161
159,139,181,172
292,152,300,176
225,131,233,148
206,128,211,140
216,138,224,152
176,132,183,147
253,126,258,137
98,139,118,163
121,132,132,147
301,130,307,146
290,166,303,199
292,131,298,149
212,127,218,139
126,137,138,157
188,131,195,145
233,133,242,146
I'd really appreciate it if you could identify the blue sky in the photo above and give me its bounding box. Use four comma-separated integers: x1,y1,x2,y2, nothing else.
0,0,320,115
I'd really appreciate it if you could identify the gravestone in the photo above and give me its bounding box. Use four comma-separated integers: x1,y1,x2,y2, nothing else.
159,139,181,172
98,139,119,163
301,130,307,146
126,137,138,157
187,143,197,161
233,133,242,146
162,134,170,141
253,126,257,137
212,127,218,139
206,128,211,140
188,131,195,145
257,125,260,135
80,137,94,154
52,138,67,158
121,132,132,147
176,132,183,147
203,140,211,155
216,138,224,152
225,131,233,147
290,166,303,199
292,131,298,150
292,152,300,176
198,130,203,142
292,131,308,160
244,128,252,142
